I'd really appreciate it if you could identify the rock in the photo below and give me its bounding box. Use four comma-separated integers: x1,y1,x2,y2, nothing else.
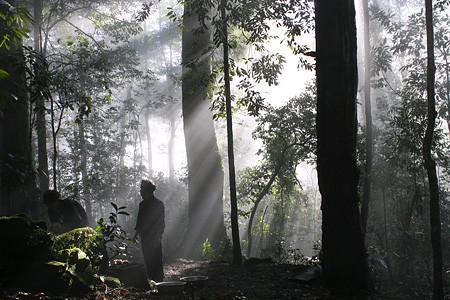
0,214,53,289
105,263,149,289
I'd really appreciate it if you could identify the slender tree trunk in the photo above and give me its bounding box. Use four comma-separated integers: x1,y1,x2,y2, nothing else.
220,0,241,266
167,45,176,181
315,0,371,290
397,188,420,279
423,1,443,298
246,154,286,257
246,170,278,258
181,0,227,258
117,90,129,182
144,108,153,174
382,187,394,283
78,122,92,225
360,0,373,237
142,21,154,175
49,96,63,191
34,0,50,198
168,109,175,180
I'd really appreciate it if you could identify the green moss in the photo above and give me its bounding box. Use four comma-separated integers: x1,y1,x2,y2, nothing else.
53,227,108,272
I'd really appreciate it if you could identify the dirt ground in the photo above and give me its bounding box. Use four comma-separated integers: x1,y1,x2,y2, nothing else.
3,259,440,299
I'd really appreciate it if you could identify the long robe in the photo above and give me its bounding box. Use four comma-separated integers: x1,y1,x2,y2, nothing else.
135,196,165,282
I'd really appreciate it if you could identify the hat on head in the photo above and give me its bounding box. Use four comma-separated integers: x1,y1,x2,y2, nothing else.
141,179,156,192
43,190,60,204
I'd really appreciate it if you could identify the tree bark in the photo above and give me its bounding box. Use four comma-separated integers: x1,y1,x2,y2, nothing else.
315,0,371,290
0,1,34,216
181,0,227,258
220,0,242,266
423,1,443,298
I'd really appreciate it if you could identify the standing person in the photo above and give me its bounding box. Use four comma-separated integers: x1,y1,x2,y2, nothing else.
133,180,165,282
43,190,88,234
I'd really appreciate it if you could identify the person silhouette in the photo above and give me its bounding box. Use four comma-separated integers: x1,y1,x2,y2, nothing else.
133,180,165,282
43,190,88,234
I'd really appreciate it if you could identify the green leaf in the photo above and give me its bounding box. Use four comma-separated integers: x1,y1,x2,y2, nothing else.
111,202,118,210
0,69,9,79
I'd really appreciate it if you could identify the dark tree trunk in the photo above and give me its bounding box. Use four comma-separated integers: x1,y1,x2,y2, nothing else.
181,0,227,258
423,1,443,299
314,0,371,290
220,0,241,266
0,2,34,216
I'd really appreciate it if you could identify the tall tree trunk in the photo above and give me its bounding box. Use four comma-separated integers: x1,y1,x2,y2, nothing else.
117,89,129,181
314,0,371,290
181,0,227,258
34,0,50,200
0,2,34,216
397,187,420,279
360,0,373,237
144,108,153,174
220,0,241,266
49,94,64,191
78,122,92,225
168,108,175,181
167,44,176,181
142,21,154,175
423,1,443,298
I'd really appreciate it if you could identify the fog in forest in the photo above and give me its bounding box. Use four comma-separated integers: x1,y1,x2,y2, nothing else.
1,0,450,296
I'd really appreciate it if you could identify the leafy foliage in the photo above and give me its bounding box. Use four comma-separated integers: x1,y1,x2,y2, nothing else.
96,203,130,260
53,247,98,292
170,0,314,119
202,237,231,261
0,1,32,50
360,0,450,288
237,82,317,256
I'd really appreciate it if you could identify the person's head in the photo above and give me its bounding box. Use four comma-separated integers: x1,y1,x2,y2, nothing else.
43,190,61,209
140,179,156,199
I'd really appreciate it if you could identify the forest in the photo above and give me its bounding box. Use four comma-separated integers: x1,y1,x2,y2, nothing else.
0,0,449,299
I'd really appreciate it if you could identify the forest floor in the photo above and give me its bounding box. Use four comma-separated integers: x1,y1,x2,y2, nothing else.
3,259,442,299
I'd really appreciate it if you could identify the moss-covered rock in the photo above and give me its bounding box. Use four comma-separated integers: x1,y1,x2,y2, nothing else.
0,214,53,288
0,216,120,294
53,227,109,272
17,261,71,292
